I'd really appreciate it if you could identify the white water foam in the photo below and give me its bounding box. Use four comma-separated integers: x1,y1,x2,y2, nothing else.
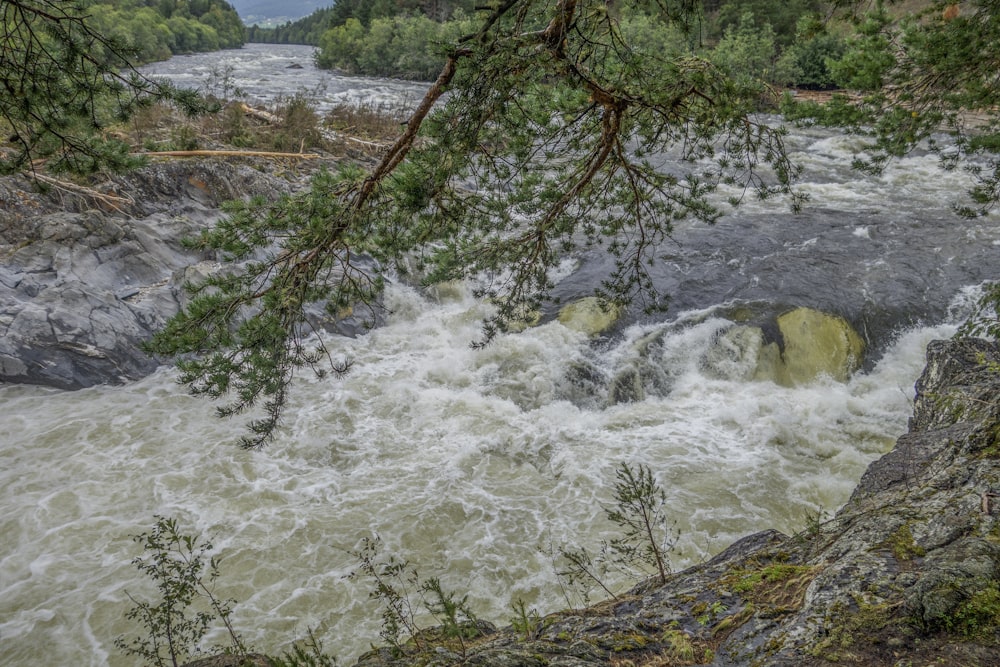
0,281,958,666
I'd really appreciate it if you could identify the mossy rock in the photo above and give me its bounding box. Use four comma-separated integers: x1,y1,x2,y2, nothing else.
776,307,865,384
557,297,622,336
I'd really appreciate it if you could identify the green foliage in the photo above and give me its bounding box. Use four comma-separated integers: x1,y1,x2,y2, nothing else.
554,544,621,607
825,7,895,91
317,12,479,80
946,583,1000,638
709,11,779,85
784,1,1000,222
346,535,484,658
420,576,483,647
711,0,826,48
144,165,370,448
774,16,846,89
961,282,1000,343
555,462,678,605
509,598,543,639
86,0,245,62
157,0,801,445
115,516,249,667
0,0,205,175
604,462,678,584
269,628,339,667
327,0,478,28
883,524,926,562
729,563,814,595
247,8,336,46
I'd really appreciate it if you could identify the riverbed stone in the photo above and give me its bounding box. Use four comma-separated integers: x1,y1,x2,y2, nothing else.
776,306,865,384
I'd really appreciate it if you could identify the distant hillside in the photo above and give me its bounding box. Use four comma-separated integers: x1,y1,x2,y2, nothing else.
230,0,328,25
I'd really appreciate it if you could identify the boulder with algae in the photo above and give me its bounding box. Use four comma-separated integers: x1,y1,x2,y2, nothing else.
706,307,865,386
333,338,1000,667
774,307,864,384
557,296,623,336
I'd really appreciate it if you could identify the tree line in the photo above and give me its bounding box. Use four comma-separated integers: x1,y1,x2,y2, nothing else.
84,0,245,63
252,0,853,88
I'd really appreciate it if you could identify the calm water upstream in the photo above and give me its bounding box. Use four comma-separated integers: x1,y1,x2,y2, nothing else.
2,44,999,666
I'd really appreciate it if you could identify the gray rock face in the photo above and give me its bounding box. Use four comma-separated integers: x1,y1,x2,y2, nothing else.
351,338,1000,667
0,161,290,388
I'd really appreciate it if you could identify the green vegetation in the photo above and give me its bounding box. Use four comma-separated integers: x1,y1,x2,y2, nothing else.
115,515,249,667
316,13,481,80
7,1,1000,446
347,534,486,658
246,6,335,45
556,463,678,604
808,595,903,661
882,524,927,562
509,598,544,639
117,517,339,667
605,462,678,585
946,583,1000,638
148,1,810,447
0,0,207,175
312,1,843,84
86,0,245,63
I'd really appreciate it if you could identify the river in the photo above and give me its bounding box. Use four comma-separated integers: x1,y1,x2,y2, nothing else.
1,44,998,666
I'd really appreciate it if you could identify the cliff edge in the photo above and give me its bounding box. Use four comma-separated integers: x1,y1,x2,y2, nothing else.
347,337,1000,667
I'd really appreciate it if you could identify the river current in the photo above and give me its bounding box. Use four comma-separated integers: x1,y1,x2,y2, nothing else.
2,44,999,666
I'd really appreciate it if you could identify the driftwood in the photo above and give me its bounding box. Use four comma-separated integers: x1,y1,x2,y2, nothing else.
238,102,282,124
139,149,321,159
320,128,389,150
31,172,135,211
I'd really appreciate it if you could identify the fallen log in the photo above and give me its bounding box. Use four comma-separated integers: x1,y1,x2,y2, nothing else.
138,149,321,159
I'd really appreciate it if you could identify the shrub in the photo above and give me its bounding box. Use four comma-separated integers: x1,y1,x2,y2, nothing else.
115,516,248,667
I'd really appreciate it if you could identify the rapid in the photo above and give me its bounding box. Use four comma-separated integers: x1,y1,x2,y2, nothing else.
1,44,999,666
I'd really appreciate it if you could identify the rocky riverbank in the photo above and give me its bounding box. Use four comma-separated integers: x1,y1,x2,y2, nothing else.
346,336,1000,667
0,160,296,388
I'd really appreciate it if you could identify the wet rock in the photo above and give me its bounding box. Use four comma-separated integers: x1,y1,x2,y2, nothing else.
557,297,622,336
182,654,274,667
776,307,864,384
0,160,292,388
348,338,1000,667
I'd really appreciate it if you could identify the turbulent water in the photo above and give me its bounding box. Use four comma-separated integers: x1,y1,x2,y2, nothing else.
137,43,429,112
2,44,1000,666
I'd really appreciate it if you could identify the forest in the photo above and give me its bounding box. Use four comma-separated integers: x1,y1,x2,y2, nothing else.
84,0,245,63
253,0,854,87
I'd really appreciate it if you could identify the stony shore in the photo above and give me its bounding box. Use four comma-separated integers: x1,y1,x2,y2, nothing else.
0,159,295,388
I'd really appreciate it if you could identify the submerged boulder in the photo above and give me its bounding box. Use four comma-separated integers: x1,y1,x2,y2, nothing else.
557,296,622,336
704,307,865,386
776,306,864,384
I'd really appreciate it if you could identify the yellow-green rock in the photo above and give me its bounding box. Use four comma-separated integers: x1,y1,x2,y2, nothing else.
776,307,865,384
557,297,622,336
504,305,542,333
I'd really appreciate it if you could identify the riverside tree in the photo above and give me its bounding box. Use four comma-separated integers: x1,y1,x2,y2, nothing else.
147,0,1000,447
0,0,203,175
812,1,1000,340
6,1,998,446
148,0,806,447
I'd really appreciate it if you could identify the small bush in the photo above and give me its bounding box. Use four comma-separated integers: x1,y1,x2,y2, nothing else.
115,516,248,667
